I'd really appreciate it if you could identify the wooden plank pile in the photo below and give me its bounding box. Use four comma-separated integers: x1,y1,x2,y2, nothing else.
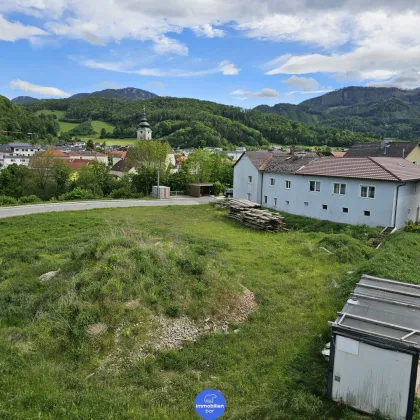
227,199,288,232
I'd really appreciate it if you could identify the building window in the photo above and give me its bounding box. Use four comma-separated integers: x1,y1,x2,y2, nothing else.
322,204,328,210
248,176,252,183
286,200,290,205
342,207,349,213
274,198,278,207
333,183,346,195
270,178,275,186
247,193,252,201
364,210,371,217
309,181,321,192
285,180,291,189
360,185,376,199
264,195,268,204
304,201,309,206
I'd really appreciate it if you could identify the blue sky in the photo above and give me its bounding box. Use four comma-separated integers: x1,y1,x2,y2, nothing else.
1,1,420,108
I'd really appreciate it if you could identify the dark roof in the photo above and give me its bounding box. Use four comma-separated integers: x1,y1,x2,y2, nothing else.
330,274,420,352
139,113,150,128
344,142,419,158
111,160,127,172
9,143,40,148
296,157,420,181
263,152,319,174
0,144,12,153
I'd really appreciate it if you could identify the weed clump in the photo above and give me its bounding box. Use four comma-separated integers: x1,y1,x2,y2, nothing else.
319,234,374,264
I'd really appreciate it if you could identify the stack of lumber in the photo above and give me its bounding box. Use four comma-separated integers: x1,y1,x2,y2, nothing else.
227,199,288,232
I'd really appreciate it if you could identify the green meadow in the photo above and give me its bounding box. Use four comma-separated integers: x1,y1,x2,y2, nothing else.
0,205,419,419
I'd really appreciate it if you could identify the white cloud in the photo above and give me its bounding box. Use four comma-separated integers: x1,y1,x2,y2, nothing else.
230,88,279,98
193,24,225,38
9,79,70,97
0,14,47,41
284,75,319,92
4,0,420,90
80,59,240,77
367,70,420,89
152,37,188,56
218,61,240,75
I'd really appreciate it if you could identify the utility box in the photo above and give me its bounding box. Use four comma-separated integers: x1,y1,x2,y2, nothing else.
152,186,170,199
328,274,420,420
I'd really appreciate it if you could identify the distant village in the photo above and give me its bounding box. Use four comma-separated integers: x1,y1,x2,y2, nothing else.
2,110,420,231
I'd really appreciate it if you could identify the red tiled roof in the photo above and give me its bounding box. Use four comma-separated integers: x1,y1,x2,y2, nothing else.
65,159,92,170
40,149,69,158
296,157,420,182
108,151,127,159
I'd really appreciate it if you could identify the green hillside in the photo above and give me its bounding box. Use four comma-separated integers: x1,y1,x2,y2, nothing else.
0,96,59,142
23,96,378,148
255,86,420,140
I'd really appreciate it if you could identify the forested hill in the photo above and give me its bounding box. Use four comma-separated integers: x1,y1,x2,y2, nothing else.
70,87,157,101
0,95,59,141
255,86,420,140
21,96,377,148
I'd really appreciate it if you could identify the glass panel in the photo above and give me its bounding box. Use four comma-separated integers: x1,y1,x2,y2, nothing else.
369,187,375,198
334,184,339,194
361,186,367,197
341,184,346,195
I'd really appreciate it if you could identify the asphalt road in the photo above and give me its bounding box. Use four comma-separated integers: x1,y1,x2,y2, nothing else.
0,197,214,219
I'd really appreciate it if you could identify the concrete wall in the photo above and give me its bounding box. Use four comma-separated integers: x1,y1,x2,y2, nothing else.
260,173,397,227
233,155,262,203
332,335,412,419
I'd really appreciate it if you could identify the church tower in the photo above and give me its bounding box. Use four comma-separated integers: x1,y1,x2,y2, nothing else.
137,109,152,140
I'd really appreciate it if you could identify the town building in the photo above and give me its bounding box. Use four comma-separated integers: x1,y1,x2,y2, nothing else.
0,143,43,169
344,139,420,164
137,111,152,140
234,151,420,229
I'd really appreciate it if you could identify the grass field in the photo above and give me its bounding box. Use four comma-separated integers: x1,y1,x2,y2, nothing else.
36,109,116,137
0,206,419,419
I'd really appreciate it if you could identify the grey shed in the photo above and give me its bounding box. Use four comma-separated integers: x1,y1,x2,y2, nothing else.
328,274,420,419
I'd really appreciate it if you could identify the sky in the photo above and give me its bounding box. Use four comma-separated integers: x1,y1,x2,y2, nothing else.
1,1,420,108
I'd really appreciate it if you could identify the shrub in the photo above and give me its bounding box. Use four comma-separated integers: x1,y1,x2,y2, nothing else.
0,195,18,206
18,195,42,204
58,188,97,201
213,181,225,196
405,220,420,233
319,234,374,264
109,187,135,199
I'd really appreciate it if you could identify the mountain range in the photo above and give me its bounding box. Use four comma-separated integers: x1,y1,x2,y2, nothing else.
11,87,157,104
255,86,420,140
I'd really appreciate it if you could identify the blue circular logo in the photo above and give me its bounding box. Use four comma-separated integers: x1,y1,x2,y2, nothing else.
194,389,226,420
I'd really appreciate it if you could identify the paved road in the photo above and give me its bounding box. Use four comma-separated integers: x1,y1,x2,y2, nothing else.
0,197,214,219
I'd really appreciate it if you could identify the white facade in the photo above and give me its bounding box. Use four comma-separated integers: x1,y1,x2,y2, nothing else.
137,127,152,140
233,154,263,203
332,335,412,420
234,156,420,228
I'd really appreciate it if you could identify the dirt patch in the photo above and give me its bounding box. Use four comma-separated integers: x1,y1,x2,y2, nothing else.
124,299,140,309
86,323,107,338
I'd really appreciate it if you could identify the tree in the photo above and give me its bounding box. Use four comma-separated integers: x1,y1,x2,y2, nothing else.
0,164,32,198
86,139,95,151
126,140,170,170
76,161,116,196
100,128,107,139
